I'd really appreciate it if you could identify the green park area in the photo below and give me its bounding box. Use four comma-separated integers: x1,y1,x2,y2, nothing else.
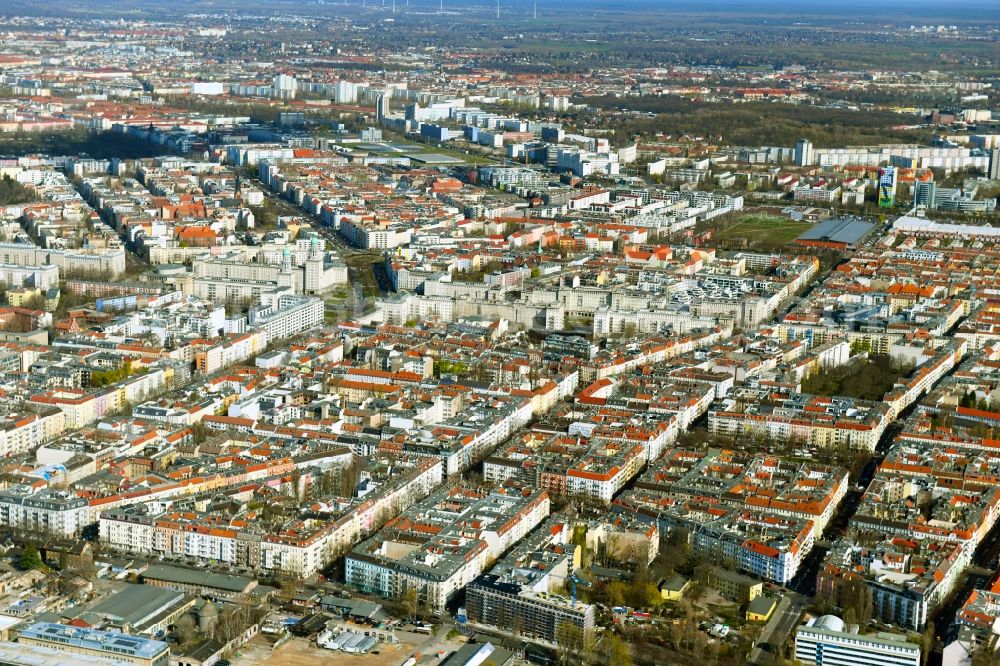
714,214,812,251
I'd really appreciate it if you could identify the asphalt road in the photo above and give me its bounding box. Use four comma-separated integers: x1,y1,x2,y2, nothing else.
927,522,1000,665
249,173,368,255
748,595,806,665
249,174,389,311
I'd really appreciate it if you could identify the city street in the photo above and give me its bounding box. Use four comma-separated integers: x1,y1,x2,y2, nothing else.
748,595,807,665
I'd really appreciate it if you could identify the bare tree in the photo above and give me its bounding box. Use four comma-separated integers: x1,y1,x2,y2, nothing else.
174,614,200,649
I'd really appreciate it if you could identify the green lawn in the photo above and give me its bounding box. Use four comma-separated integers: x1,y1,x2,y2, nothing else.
364,131,477,164
405,143,473,163
715,215,812,250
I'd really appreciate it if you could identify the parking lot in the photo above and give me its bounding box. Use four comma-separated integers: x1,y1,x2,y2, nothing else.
233,623,470,666
235,633,410,666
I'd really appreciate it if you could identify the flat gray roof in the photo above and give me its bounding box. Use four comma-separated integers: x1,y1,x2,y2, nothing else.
143,564,255,593
747,596,776,614
70,583,188,629
796,217,875,246
796,624,919,651
0,640,141,666
19,622,168,660
404,153,466,164
319,595,382,618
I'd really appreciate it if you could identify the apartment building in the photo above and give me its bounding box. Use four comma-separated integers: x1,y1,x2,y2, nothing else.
616,449,848,583
249,295,324,342
346,488,550,610
466,518,595,642
0,488,90,539
192,330,268,374
0,408,65,457
708,393,891,452
794,616,920,666
191,244,347,300
0,241,125,276
0,263,59,290
101,457,442,578
819,428,1000,629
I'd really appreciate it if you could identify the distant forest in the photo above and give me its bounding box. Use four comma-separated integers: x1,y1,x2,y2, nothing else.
0,176,33,206
581,96,927,148
0,130,164,160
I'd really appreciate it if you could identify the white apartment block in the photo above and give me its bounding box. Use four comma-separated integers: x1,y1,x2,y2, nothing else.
0,410,65,456
0,263,59,291
250,296,324,342
793,185,842,204
194,330,268,375
379,293,455,326
565,452,645,503
338,219,413,250
592,306,719,337
192,247,346,299
708,406,889,452
0,488,90,538
556,147,620,177
795,617,920,666
814,145,988,172
0,242,125,277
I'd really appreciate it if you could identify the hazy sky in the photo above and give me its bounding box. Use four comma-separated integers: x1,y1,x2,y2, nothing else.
532,0,1000,16
6,0,1000,22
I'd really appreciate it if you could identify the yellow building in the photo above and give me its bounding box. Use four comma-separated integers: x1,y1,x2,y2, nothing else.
6,287,41,308
659,574,690,601
746,596,777,622
711,568,762,604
